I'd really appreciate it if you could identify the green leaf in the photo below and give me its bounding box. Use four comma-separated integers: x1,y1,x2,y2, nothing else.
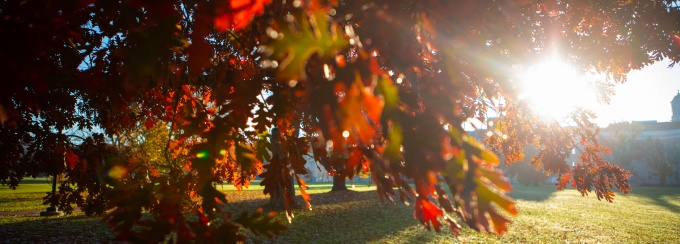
444,132,516,236
385,123,403,162
462,136,499,166
264,9,349,81
377,76,400,115
236,143,260,171
475,178,517,234
255,132,273,163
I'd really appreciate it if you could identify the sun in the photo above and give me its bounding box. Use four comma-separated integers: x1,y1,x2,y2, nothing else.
516,56,600,121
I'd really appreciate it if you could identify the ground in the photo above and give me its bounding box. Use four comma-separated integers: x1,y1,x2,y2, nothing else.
1,179,679,243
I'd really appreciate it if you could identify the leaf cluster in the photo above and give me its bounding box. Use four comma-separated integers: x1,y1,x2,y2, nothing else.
2,0,679,242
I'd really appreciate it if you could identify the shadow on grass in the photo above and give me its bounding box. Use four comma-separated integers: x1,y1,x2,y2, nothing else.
223,189,393,215
230,189,452,243
630,187,680,214
0,214,117,243
507,184,557,202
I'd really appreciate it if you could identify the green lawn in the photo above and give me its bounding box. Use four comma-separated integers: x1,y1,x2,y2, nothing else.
0,178,54,212
1,180,679,243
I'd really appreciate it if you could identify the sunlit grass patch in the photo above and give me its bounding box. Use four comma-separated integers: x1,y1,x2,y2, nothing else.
0,178,53,194
372,185,680,243
0,193,47,212
0,178,54,212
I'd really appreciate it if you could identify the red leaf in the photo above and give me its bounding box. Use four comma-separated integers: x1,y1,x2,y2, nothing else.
414,197,443,232
197,209,210,226
214,0,272,31
144,117,157,129
187,40,212,76
672,33,680,48
66,150,79,169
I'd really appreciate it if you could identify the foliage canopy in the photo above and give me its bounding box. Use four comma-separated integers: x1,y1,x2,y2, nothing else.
1,0,679,241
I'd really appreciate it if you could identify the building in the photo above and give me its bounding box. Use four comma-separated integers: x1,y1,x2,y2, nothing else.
302,154,371,183
600,92,680,186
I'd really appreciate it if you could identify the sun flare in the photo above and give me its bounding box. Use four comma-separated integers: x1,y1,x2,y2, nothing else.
517,57,600,121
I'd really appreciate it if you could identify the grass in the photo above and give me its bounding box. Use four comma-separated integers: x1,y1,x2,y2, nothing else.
0,178,54,212
1,180,679,243
373,185,680,243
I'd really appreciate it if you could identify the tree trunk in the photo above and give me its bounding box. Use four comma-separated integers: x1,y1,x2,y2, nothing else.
659,174,666,186
265,127,297,210
331,174,347,191
267,174,296,209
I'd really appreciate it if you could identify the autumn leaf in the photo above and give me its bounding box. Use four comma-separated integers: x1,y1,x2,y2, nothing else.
414,197,444,232
214,0,272,31
297,176,312,210
235,143,262,172
263,8,349,82
377,75,400,116
255,132,273,163
462,137,500,166
444,133,517,235
384,122,403,162
672,33,680,49
333,76,384,144
186,39,213,76
65,150,80,169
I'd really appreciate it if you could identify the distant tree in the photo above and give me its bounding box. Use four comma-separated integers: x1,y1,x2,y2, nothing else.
504,146,550,186
636,138,680,186
2,0,679,241
601,122,643,171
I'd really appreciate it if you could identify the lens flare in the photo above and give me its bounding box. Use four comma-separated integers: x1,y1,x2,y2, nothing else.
196,151,209,159
108,165,128,180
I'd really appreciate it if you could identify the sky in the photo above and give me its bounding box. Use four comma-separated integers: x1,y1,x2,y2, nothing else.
517,58,680,127
593,60,680,126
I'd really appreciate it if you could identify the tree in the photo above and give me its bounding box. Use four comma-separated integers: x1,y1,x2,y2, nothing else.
636,138,679,186
1,0,679,242
504,146,550,186
319,151,350,192
259,127,304,210
601,122,643,170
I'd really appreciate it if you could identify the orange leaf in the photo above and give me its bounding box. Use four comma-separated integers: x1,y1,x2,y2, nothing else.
334,76,383,144
214,0,272,31
297,177,312,210
414,197,444,231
